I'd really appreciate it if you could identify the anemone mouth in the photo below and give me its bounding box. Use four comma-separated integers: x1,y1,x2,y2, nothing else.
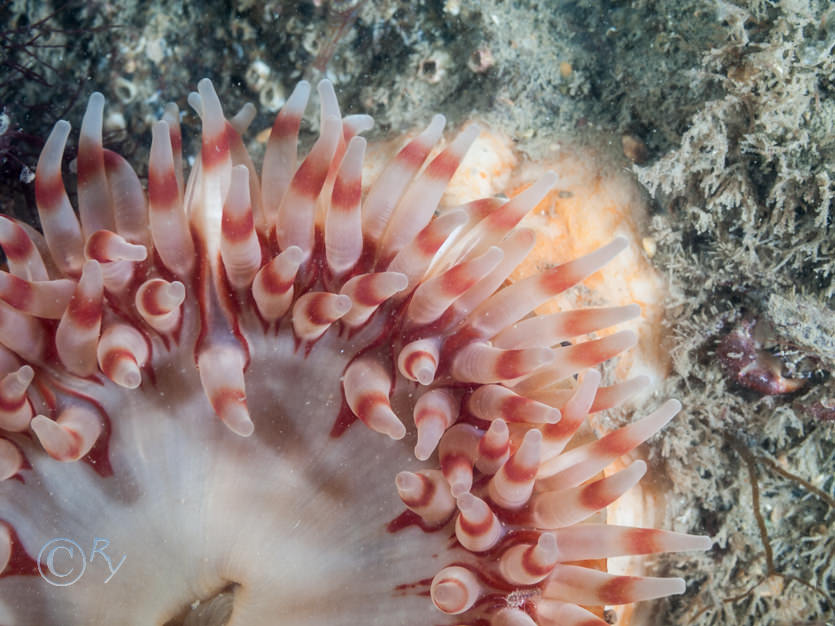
162,584,235,626
0,77,710,626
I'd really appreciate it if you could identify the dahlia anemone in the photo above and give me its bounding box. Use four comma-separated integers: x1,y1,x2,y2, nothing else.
0,78,710,625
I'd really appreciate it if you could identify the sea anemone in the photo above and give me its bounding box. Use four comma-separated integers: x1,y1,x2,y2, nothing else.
0,78,710,625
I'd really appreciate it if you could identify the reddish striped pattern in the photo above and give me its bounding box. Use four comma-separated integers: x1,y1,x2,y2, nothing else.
0,78,710,625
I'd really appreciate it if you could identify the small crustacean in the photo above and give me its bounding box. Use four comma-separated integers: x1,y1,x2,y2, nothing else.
716,318,805,395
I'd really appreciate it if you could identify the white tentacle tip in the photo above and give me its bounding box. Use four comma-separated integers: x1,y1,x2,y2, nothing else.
662,398,683,417
668,577,687,596
692,535,714,551
224,404,255,438
380,418,406,441
111,360,142,389
609,235,630,254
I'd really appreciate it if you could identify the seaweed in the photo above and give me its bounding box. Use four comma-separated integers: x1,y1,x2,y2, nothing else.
637,1,835,623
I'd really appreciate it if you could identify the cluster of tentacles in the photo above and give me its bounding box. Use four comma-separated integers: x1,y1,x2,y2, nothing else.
0,78,709,625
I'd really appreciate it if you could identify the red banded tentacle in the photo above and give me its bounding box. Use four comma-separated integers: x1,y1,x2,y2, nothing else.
539,369,600,459
34,120,84,276
0,300,45,363
455,197,506,229
474,418,510,475
276,80,341,262
397,337,441,386
220,165,262,289
97,322,149,390
0,364,34,431
386,209,468,291
589,375,650,412
536,329,638,383
342,357,405,440
0,439,23,481
341,114,374,141
161,102,184,195
438,423,479,496
494,304,641,349
538,399,681,484
325,136,366,276
454,491,502,551
0,216,49,281
412,387,458,461
529,373,648,415
487,428,542,509
30,405,101,462
532,460,648,528
104,148,150,249
188,78,233,266
457,172,558,256
55,260,103,376
430,566,482,615
315,78,345,184
135,278,185,334
543,565,686,605
225,104,267,234
338,272,407,327
84,229,148,292
468,384,560,424
252,247,304,322
197,344,253,437
228,102,257,136
261,80,311,228
395,469,456,524
405,246,503,327
77,92,116,237
85,229,147,265
499,532,560,585
441,228,537,326
452,343,555,385
462,237,629,340
149,120,195,277
379,124,480,263
550,524,713,561
362,114,446,247
292,292,352,341
0,271,75,319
